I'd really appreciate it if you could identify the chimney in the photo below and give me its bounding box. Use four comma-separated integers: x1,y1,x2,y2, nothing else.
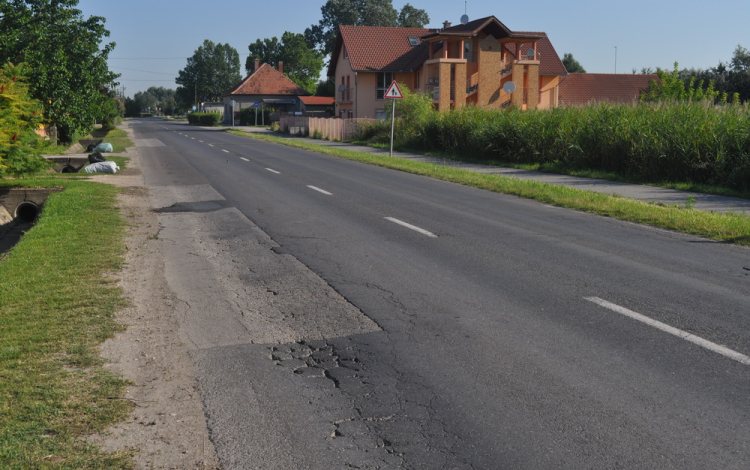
278,61,284,74
254,59,259,71
443,20,452,29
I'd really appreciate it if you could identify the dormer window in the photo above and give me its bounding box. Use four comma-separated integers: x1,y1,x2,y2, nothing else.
408,36,419,46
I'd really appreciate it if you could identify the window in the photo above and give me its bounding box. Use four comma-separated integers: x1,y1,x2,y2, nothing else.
343,47,348,60
408,36,419,46
376,72,393,100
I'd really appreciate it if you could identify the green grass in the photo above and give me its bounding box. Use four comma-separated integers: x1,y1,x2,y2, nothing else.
101,129,132,154
228,129,750,246
0,179,134,468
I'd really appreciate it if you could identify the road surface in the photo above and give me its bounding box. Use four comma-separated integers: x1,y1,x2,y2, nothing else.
130,118,750,469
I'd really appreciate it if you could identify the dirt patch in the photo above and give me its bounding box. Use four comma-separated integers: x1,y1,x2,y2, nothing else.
87,124,220,469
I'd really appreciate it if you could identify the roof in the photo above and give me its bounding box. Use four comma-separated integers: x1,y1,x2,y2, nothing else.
300,96,335,105
226,63,309,97
559,73,658,105
503,33,568,76
422,16,542,41
329,25,433,76
328,20,565,77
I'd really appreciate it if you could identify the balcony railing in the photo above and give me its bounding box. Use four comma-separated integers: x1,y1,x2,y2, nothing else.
339,87,352,102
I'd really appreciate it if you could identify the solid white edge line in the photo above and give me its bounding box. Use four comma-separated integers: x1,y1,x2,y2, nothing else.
266,168,280,174
585,297,750,365
384,217,438,238
239,157,249,162
307,185,333,196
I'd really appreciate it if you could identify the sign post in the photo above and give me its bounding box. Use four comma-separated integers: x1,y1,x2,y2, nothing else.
230,100,236,127
384,81,403,157
253,101,260,126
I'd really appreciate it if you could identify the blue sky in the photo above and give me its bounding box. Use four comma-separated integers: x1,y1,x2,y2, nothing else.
76,0,750,97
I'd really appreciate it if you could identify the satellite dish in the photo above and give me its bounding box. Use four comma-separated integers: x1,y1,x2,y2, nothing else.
460,14,469,24
503,81,516,94
338,84,346,92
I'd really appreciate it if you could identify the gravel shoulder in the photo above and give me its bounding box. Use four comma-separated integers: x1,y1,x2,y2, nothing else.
86,127,221,469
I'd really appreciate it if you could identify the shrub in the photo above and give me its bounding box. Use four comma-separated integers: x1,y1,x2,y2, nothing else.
187,112,221,126
0,62,48,176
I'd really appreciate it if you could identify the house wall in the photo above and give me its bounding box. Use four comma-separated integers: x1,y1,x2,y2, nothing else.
539,75,560,109
334,46,356,119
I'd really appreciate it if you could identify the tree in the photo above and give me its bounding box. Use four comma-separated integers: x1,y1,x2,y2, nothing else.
0,0,119,143
246,32,324,94
305,0,429,56
561,53,586,73
397,3,429,28
0,62,47,175
640,62,724,103
176,40,241,108
131,87,177,116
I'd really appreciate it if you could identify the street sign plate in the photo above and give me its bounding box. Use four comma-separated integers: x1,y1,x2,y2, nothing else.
384,81,403,99
253,102,260,108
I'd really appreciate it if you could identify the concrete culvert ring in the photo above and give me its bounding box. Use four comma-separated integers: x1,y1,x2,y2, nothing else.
15,202,40,223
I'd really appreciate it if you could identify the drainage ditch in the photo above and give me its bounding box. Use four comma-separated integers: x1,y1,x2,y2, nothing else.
0,187,62,257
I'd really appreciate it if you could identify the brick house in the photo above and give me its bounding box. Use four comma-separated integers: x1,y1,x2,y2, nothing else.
223,60,310,124
328,15,568,119
558,73,658,105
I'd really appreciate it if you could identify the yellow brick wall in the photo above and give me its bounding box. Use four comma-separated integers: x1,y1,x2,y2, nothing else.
478,35,502,107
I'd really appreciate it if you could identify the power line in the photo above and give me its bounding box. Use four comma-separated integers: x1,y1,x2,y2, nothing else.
110,66,176,76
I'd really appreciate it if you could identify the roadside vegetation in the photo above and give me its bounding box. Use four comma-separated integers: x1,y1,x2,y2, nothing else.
229,127,750,246
0,176,134,469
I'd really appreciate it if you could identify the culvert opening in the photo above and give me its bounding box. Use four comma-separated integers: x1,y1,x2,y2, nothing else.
15,202,40,223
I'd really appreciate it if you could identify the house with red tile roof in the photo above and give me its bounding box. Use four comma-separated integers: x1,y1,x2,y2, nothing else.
223,60,310,123
558,73,658,106
299,96,335,115
328,16,567,119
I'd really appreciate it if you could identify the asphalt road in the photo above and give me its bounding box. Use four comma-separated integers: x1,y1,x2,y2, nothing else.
131,118,750,469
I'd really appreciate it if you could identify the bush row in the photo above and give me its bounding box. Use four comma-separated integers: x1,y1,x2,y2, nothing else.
360,95,750,191
187,112,222,126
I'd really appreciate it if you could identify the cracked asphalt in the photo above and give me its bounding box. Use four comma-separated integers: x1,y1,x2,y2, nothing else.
130,118,750,469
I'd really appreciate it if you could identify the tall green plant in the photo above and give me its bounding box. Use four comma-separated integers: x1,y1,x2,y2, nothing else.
0,62,47,176
641,62,725,103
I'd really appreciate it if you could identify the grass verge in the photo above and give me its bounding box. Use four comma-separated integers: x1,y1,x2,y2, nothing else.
0,178,134,468
228,130,750,246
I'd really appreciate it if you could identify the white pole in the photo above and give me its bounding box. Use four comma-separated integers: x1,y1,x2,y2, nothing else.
389,100,395,157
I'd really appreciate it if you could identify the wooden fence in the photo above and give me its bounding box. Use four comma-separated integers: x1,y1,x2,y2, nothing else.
279,116,378,142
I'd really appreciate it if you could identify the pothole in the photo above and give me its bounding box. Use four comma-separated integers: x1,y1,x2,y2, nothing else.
0,187,62,257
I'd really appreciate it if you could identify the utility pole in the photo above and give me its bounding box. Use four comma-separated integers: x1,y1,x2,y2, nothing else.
614,46,618,74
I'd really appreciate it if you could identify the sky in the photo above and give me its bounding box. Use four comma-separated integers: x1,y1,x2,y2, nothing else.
76,0,750,98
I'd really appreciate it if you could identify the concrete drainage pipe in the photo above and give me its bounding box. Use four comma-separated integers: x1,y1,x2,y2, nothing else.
15,201,40,223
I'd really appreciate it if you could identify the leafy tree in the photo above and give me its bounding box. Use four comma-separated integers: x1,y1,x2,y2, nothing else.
673,45,750,103
397,3,430,28
316,78,336,97
305,0,429,56
246,32,324,94
0,62,47,175
176,40,241,108
562,53,586,73
130,86,177,115
640,62,725,103
0,0,119,143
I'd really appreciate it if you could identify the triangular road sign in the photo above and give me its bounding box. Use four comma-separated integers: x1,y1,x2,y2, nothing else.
384,81,403,99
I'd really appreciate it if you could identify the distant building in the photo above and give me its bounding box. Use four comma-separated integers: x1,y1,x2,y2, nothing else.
223,60,310,124
327,15,568,119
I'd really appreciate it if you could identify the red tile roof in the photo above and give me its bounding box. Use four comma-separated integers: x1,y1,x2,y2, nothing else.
332,25,433,74
226,63,309,97
559,73,658,105
329,20,566,77
300,96,335,105
504,33,567,76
